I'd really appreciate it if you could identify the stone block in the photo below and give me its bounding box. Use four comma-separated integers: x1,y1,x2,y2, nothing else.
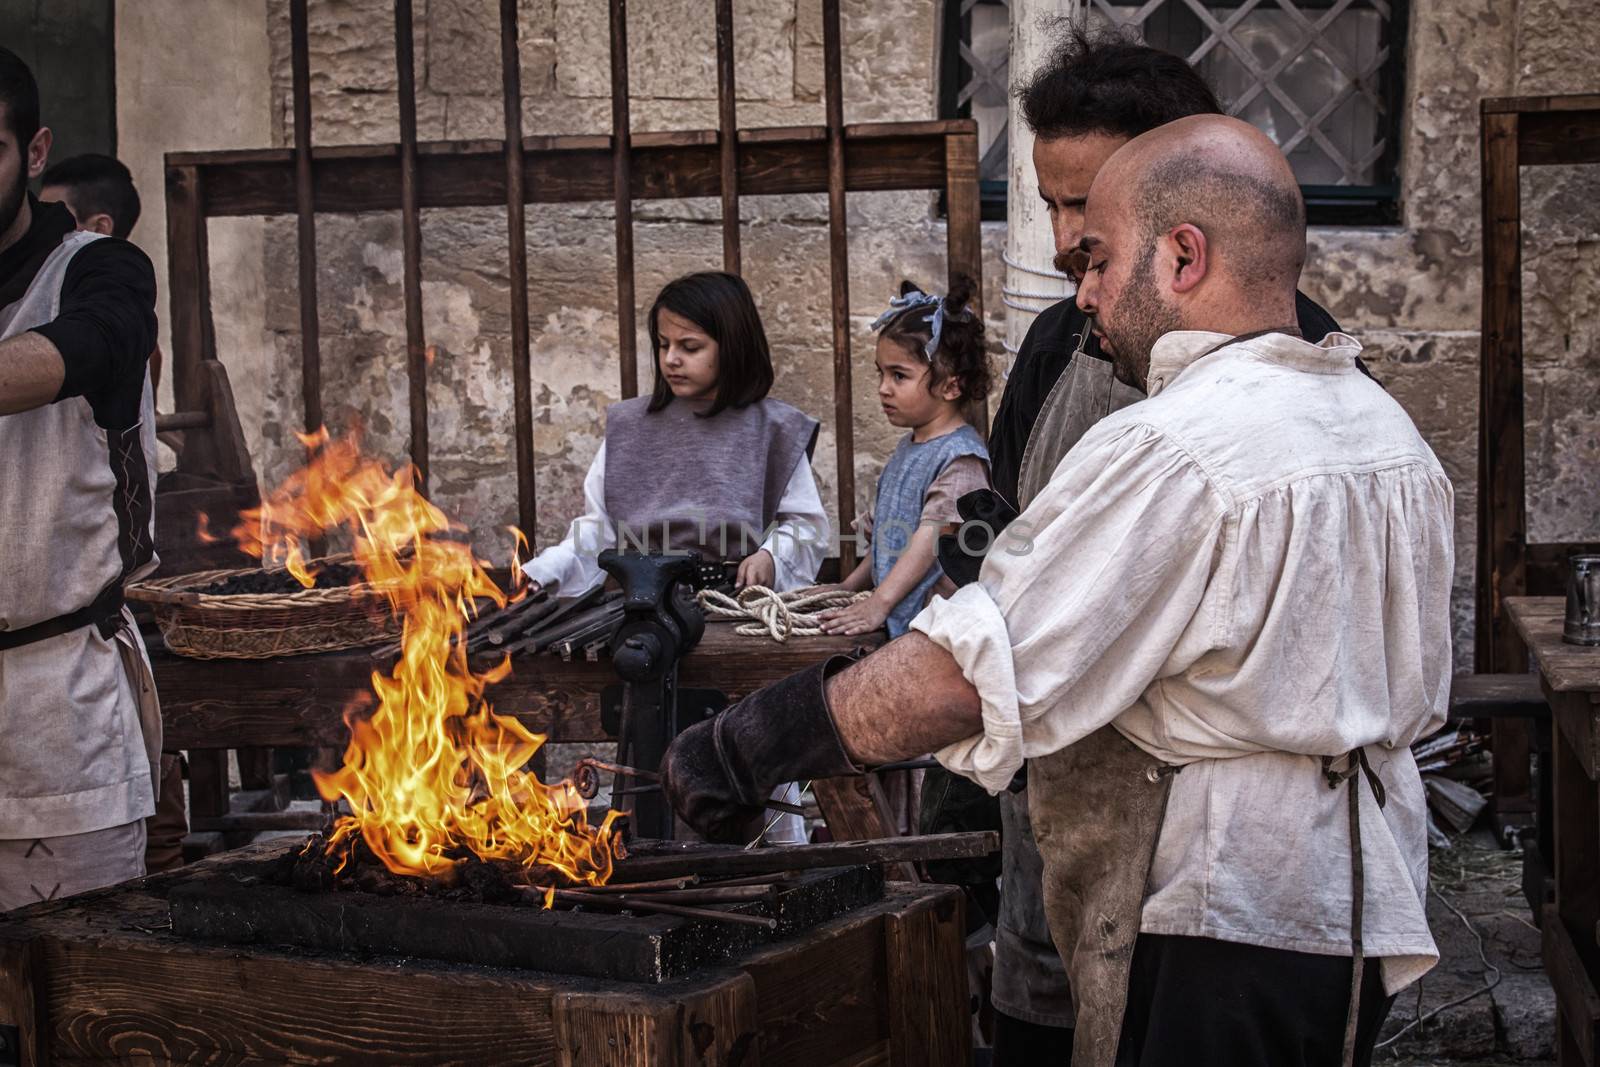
1493,972,1557,1061
793,0,937,121
555,0,796,104
1513,0,1600,94
425,0,555,96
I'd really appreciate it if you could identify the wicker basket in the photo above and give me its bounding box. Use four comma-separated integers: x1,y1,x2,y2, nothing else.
129,558,406,659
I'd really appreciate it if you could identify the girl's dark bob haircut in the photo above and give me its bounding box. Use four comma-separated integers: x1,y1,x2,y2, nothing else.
646,271,775,417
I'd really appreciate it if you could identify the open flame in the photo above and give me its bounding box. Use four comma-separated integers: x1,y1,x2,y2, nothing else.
235,428,618,888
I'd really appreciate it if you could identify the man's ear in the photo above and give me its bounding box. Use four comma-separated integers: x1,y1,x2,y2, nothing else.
1167,223,1208,294
26,126,51,180
83,213,115,236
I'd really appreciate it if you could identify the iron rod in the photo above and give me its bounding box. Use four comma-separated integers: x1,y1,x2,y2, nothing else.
394,0,429,491
822,0,857,573
501,0,538,540
289,0,323,436
715,0,741,273
609,0,639,399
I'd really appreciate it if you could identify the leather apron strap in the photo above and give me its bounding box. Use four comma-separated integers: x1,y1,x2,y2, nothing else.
1323,747,1387,1067
1028,725,1179,1067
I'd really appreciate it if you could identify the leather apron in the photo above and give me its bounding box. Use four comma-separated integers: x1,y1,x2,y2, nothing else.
1012,330,1166,1066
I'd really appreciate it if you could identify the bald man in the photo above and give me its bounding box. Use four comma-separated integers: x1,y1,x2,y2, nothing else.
662,114,1453,1067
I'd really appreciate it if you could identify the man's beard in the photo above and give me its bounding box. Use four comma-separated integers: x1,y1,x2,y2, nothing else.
1098,243,1180,390
0,168,25,241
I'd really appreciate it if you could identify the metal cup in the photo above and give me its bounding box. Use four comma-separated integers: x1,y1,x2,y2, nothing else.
1564,554,1600,646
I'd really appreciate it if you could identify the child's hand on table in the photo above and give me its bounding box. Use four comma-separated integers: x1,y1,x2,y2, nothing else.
735,549,776,590
818,594,888,636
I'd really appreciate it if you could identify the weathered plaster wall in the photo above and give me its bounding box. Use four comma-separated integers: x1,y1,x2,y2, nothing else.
1299,0,1600,665
115,0,273,426
232,0,1006,572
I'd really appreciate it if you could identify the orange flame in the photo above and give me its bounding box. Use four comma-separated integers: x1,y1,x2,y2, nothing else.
235,428,617,886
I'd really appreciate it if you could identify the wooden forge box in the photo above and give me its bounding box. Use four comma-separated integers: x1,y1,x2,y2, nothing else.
0,842,968,1067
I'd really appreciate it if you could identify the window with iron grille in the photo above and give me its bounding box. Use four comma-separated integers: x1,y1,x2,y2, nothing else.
940,0,1407,225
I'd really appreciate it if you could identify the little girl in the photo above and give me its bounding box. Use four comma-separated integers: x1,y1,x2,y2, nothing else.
522,271,826,845
522,271,829,600
820,276,992,638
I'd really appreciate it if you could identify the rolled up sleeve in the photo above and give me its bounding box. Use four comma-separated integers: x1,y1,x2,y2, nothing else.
910,420,1230,791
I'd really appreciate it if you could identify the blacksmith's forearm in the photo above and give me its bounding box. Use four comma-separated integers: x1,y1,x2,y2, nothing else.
0,332,67,414
825,631,983,763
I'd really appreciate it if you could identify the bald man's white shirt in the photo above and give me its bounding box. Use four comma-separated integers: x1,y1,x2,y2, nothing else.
911,329,1454,994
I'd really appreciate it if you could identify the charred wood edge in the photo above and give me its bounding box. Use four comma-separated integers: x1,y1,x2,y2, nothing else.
611,831,998,882
544,887,779,929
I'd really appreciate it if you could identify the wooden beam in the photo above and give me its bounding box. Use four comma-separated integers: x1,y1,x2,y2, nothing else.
289,0,324,436
822,0,857,576
943,124,985,435
394,0,430,491
609,0,638,400
715,0,741,274
162,164,211,420
1477,107,1533,815
166,123,966,217
1518,108,1600,167
501,0,538,541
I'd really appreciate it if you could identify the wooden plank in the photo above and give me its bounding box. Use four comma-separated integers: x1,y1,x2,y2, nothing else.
943,126,985,435
176,129,954,218
610,0,639,401
502,0,538,541
0,935,47,1067
742,899,887,1067
553,973,759,1067
185,749,229,820
883,890,968,1067
289,0,324,436
1476,107,1532,819
1507,598,1600,697
715,0,741,274
151,623,884,750
395,0,430,491
161,165,209,419
1483,93,1600,114
1448,672,1548,717
36,934,559,1065
611,833,997,882
812,777,919,881
1543,911,1600,1066
821,0,856,577
1519,109,1600,167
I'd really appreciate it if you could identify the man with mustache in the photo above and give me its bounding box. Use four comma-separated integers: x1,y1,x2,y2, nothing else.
927,29,1353,1061
0,47,163,908
662,113,1452,1066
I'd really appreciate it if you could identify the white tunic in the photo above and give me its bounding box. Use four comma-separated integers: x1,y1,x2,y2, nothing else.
522,441,831,596
911,330,1454,994
0,232,159,839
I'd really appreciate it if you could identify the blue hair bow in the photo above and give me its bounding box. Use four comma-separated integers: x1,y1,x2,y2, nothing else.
869,287,969,361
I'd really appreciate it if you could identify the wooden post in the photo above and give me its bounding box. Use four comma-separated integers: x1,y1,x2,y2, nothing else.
289,0,324,437
163,163,224,477
394,0,430,491
715,0,741,274
609,0,639,400
1477,105,1533,818
502,0,538,541
944,123,986,434
822,0,857,574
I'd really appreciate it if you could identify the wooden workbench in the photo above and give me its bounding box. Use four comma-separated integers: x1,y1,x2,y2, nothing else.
151,620,881,750
1505,596,1600,1065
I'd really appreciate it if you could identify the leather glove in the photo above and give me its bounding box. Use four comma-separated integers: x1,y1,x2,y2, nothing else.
660,654,862,843
935,488,1019,588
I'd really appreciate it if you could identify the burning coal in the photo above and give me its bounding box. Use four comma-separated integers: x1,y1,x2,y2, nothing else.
233,429,619,889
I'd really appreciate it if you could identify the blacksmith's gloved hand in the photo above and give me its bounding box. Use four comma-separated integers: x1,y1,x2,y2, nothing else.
660,654,862,843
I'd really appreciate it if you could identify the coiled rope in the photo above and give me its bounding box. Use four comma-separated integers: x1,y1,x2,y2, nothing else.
697,585,869,642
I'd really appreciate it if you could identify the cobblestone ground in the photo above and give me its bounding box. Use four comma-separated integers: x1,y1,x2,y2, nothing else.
1378,831,1555,1065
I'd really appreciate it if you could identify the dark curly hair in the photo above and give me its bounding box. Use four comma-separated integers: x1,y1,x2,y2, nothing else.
1018,24,1222,142
877,274,991,425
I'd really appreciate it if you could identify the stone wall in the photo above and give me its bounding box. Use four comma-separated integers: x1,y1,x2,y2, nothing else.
117,0,1599,668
